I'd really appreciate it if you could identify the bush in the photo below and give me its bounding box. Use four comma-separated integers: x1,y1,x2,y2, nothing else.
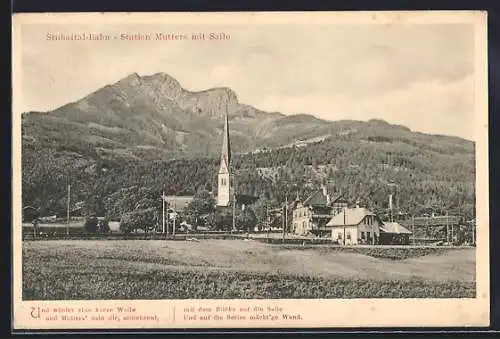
236,208,257,231
214,208,233,231
84,216,99,234
98,219,110,234
120,208,158,234
23,207,40,223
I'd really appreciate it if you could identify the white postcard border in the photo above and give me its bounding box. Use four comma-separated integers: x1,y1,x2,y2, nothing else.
11,11,490,330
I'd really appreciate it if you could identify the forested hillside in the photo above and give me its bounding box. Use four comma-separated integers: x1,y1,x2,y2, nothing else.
21,72,475,224
22,120,475,222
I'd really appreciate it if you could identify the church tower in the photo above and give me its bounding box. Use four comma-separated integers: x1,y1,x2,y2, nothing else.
217,112,231,207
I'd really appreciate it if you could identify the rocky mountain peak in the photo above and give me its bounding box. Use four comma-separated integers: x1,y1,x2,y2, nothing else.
115,72,142,87
146,72,182,88
139,72,184,101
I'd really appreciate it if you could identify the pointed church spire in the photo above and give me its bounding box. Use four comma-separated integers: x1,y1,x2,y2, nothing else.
221,112,231,168
217,111,232,207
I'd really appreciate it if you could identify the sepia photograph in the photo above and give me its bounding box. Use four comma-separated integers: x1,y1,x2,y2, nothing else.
12,11,489,329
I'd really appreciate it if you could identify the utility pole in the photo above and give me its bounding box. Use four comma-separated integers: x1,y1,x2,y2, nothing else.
285,196,288,235
412,215,415,245
162,189,165,234
282,196,288,242
472,220,475,245
451,216,454,245
343,208,346,246
371,215,375,245
446,212,449,245
66,182,71,236
172,203,176,238
167,212,170,237
389,194,393,223
166,204,169,237
232,193,236,233
282,204,285,242
265,202,268,232
231,172,236,234
162,192,169,237
33,219,37,238
265,202,270,240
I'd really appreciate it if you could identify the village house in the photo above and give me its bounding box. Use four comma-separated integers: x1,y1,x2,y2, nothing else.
292,186,349,236
325,206,381,245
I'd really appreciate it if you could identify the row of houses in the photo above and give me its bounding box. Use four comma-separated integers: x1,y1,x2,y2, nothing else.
162,189,409,245
290,186,412,245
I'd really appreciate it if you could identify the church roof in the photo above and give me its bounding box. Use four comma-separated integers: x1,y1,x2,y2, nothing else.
221,113,231,167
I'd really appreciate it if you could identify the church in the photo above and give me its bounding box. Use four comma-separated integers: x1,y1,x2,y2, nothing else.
215,112,258,229
217,112,232,207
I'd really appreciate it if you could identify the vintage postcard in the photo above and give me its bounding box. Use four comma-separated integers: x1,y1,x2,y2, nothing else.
12,11,489,330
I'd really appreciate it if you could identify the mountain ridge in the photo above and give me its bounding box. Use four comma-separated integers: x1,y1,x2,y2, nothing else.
21,71,474,163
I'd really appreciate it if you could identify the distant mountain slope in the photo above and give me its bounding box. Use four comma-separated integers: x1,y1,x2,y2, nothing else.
23,72,296,160
22,72,473,162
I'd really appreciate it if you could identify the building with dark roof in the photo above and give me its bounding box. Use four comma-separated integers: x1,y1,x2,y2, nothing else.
291,186,349,236
379,221,412,245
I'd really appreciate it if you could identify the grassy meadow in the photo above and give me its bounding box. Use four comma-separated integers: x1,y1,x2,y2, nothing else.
22,240,476,300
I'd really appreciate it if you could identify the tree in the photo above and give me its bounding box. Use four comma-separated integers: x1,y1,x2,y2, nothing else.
204,213,216,229
84,215,99,234
22,124,476,231
23,206,39,223
32,218,40,237
119,208,159,234
184,190,216,226
98,218,110,234
214,207,233,231
249,199,268,227
83,181,107,217
235,207,257,232
105,186,162,221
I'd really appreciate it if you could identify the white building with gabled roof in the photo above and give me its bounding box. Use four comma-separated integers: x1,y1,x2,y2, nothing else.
325,207,381,245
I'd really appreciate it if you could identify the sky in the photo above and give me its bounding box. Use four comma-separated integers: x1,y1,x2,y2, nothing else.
18,21,476,140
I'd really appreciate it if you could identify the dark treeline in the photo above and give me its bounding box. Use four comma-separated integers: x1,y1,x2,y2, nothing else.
22,134,475,223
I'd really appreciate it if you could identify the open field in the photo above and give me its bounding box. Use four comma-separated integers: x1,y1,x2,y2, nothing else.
22,239,475,300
